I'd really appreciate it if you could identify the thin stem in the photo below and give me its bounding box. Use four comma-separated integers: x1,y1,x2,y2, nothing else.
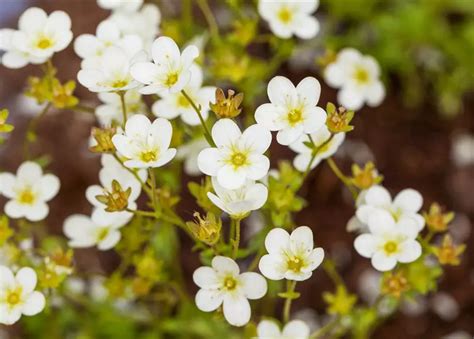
181,90,215,147
148,168,158,213
126,209,156,218
112,153,151,197
322,259,345,287
231,218,241,259
326,157,358,199
282,280,297,323
118,91,127,129
310,316,340,338
23,103,52,159
301,134,334,182
196,0,219,40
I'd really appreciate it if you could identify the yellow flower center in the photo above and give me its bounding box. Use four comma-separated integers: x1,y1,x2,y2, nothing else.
287,109,303,126
6,288,22,306
230,152,247,168
278,6,293,24
18,189,36,205
390,208,402,222
36,37,53,50
111,79,128,89
287,256,304,273
165,72,179,87
97,228,110,242
223,276,237,291
384,241,398,255
354,67,369,84
178,93,191,108
140,150,158,163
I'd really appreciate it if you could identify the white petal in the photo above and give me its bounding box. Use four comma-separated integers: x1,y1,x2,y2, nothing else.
149,117,173,150
306,247,324,271
365,185,391,207
180,45,199,69
197,148,221,176
324,63,346,88
367,210,396,235
259,254,286,281
255,103,281,131
246,155,270,181
277,125,304,146
303,106,326,134
354,234,376,258
217,165,246,190
211,256,240,275
246,183,268,211
366,81,385,107
151,36,180,65
371,251,397,272
223,294,251,327
397,240,422,263
257,320,281,337
17,161,42,182
282,319,311,337
393,189,423,213
4,200,26,219
264,228,290,254
130,62,160,85
24,202,49,222
240,124,272,153
19,7,47,33
337,85,365,111
152,148,176,168
267,76,297,107
0,305,21,325
211,119,241,147
195,289,223,312
293,15,319,39
193,266,219,289
38,174,60,201
16,267,37,294
0,266,14,289
290,226,314,253
125,114,151,136
296,77,321,107
239,272,267,300
21,291,45,316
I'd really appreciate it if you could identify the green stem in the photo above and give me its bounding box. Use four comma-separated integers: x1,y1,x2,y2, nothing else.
118,91,127,129
327,157,358,199
23,102,52,159
112,153,152,196
310,316,340,338
322,259,345,287
283,280,297,323
148,168,158,213
181,90,215,147
231,218,241,259
196,0,219,40
301,134,334,183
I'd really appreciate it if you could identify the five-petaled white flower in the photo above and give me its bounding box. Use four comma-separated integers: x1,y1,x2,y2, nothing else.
112,114,177,168
95,89,146,127
152,64,215,126
74,20,143,62
258,0,320,40
289,125,345,172
259,226,324,281
356,185,425,231
208,177,268,219
193,256,267,327
0,7,72,69
97,0,143,12
78,46,145,93
131,36,199,95
255,76,326,146
257,319,310,339
0,161,60,222
197,119,272,190
64,208,130,250
324,48,385,110
354,210,422,272
0,266,45,325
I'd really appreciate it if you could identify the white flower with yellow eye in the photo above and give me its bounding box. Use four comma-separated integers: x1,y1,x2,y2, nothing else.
97,0,143,12
198,119,272,190
152,64,215,126
258,0,320,40
354,210,422,272
324,48,385,110
193,256,267,327
0,162,59,222
131,36,199,95
0,266,45,325
255,76,326,146
259,226,324,281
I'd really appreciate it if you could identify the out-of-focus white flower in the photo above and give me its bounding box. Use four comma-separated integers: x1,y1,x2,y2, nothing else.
112,114,177,168
198,119,272,190
63,209,129,250
258,0,319,40
431,292,460,322
356,269,381,304
95,89,146,127
442,331,472,339
152,64,215,125
208,177,268,219
354,210,422,271
0,162,60,222
98,0,143,12
64,277,86,295
356,185,425,231
257,319,310,339
324,48,385,110
74,20,142,61
0,7,72,69
176,138,208,176
255,76,326,146
259,226,324,281
0,266,45,325
193,256,267,327
108,4,160,49
452,133,474,167
78,46,145,93
86,154,146,215
289,125,345,172
131,36,199,95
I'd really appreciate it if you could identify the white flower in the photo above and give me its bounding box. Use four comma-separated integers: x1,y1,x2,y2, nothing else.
107,4,160,49
259,226,324,281
97,0,143,12
356,185,425,231
255,76,326,146
0,162,60,222
257,319,310,339
112,114,177,168
354,210,422,271
1,7,72,68
452,133,474,167
95,89,146,127
197,119,272,190
258,0,319,40
151,64,215,126
86,154,146,214
0,266,45,325
193,256,267,327
64,208,130,250
78,46,145,93
208,177,268,219
176,138,208,176
289,125,345,172
324,48,385,110
74,20,142,61
131,36,199,95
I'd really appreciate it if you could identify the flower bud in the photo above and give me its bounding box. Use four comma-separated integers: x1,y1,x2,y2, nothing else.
350,162,383,190
423,203,454,233
326,102,355,133
381,271,409,299
0,215,13,245
90,127,116,154
0,109,14,134
210,88,244,119
95,180,131,212
433,234,465,266
186,212,222,246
